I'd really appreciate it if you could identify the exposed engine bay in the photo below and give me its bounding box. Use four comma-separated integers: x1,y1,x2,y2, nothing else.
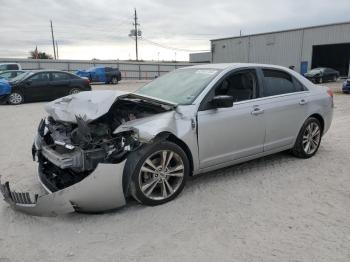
34,95,173,192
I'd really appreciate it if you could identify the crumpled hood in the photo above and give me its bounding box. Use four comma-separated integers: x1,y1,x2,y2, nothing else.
45,90,128,123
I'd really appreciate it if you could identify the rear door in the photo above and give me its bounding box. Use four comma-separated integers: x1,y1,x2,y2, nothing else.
50,72,72,98
257,68,310,151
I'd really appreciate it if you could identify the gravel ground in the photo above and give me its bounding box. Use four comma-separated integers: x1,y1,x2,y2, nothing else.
0,80,349,262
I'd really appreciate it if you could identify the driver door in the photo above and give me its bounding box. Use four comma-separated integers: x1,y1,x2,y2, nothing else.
197,69,265,169
23,72,51,101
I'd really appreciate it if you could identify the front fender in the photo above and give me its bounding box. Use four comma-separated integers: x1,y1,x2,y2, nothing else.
113,111,178,142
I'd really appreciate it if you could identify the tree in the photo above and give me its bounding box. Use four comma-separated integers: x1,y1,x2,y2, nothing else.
29,47,53,59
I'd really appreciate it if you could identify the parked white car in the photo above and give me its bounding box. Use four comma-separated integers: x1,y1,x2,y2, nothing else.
0,63,21,72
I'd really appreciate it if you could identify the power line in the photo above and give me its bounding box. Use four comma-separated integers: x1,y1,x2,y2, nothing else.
141,37,210,52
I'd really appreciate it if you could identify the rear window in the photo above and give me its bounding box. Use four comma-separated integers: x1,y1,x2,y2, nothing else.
52,72,72,80
262,69,296,97
7,64,19,70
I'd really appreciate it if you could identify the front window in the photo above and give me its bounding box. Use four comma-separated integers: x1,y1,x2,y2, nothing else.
136,68,220,104
29,72,50,82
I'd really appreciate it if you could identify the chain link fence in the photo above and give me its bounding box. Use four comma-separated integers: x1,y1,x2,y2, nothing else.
0,58,195,80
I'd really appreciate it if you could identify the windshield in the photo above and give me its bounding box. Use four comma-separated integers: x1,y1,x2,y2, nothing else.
309,68,323,74
10,71,33,82
136,68,220,104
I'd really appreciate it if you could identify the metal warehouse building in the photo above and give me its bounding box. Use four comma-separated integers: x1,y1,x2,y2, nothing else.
211,21,350,76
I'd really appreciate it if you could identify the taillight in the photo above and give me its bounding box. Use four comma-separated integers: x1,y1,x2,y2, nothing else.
327,89,333,98
327,88,334,107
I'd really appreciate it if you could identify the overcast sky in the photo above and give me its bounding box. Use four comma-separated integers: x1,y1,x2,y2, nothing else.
0,0,349,61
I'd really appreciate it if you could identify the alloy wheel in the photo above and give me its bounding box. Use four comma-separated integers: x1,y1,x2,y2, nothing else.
8,93,23,105
139,150,185,201
69,88,80,95
302,122,321,155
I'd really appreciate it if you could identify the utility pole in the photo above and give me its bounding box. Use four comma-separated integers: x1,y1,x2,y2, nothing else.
50,20,57,59
56,41,59,59
133,8,139,61
129,9,141,61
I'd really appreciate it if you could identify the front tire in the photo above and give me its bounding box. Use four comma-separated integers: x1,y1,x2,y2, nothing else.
318,77,323,84
128,141,189,206
111,77,118,85
8,92,24,105
292,117,322,158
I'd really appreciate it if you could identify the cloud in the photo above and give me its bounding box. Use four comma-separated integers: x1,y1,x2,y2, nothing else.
0,0,349,60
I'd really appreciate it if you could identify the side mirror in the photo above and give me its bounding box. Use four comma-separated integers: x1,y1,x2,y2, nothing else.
26,80,32,85
211,95,234,108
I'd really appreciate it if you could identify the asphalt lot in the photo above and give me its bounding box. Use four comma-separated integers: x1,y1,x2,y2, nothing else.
0,80,349,262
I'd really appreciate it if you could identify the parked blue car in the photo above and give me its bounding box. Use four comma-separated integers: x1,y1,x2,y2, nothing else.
0,70,26,81
75,66,121,84
343,78,350,93
0,79,11,103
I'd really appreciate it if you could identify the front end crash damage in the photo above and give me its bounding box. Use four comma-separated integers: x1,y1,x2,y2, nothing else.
0,91,176,216
0,162,126,216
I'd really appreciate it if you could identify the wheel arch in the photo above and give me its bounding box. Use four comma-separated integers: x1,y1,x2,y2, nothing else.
122,131,195,198
308,113,325,134
154,132,194,176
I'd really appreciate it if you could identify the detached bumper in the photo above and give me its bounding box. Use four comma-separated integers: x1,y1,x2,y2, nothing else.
0,161,127,216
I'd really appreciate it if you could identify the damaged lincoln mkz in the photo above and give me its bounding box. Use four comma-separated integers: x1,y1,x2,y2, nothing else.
0,64,333,216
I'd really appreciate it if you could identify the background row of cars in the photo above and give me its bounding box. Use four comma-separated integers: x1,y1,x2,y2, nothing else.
0,62,349,105
0,64,122,105
0,63,122,84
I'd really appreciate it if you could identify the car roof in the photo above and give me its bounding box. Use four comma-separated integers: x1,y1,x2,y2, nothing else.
183,63,296,71
0,70,25,73
28,70,74,74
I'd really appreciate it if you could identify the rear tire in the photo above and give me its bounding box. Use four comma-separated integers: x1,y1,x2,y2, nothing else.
127,141,189,206
8,92,24,105
69,88,81,95
292,117,322,158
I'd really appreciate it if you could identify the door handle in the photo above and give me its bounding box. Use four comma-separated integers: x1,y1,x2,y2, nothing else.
299,99,308,105
251,108,264,115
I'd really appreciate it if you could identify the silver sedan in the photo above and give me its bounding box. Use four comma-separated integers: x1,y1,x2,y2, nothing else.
0,63,334,216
